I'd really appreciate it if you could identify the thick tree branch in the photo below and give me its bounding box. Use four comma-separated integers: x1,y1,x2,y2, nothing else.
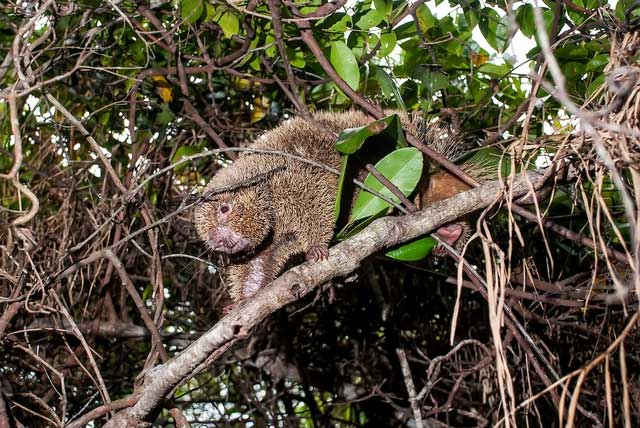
101,169,546,427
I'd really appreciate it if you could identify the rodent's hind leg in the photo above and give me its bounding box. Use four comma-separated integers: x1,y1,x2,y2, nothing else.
433,221,470,257
224,256,273,302
305,243,329,262
242,254,273,298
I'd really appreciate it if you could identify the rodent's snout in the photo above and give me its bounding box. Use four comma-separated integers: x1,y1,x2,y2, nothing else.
207,227,251,254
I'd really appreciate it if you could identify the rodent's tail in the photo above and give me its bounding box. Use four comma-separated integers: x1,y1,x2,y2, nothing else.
411,112,465,162
405,110,498,184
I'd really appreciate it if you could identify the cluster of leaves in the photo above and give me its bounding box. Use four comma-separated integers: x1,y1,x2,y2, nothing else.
333,115,433,259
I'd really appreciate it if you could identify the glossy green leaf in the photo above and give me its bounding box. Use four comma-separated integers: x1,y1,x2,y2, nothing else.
555,44,589,60
181,0,204,24
378,31,397,57
317,13,352,32
542,8,557,37
516,4,535,37
415,5,436,33
375,67,406,110
394,21,417,40
142,283,153,300
463,8,479,30
335,113,407,154
347,31,366,59
289,49,306,68
586,54,609,72
265,33,276,57
330,41,360,91
350,147,423,221
478,63,512,77
367,34,380,52
587,74,606,97
156,108,174,126
171,145,200,171
415,68,450,95
386,236,437,261
218,12,239,38
334,155,349,221
479,8,509,52
561,61,586,79
205,2,218,21
355,9,385,29
374,0,392,15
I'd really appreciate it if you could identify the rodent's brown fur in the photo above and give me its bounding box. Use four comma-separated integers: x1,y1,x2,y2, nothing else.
194,110,469,302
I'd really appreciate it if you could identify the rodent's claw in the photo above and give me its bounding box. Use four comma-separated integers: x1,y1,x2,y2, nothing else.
222,302,238,315
306,244,329,263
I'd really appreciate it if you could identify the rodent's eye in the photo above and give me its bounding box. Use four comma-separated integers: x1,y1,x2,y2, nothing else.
219,203,231,214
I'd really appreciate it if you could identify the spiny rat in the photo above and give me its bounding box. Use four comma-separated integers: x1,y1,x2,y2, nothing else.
194,111,373,301
194,110,470,302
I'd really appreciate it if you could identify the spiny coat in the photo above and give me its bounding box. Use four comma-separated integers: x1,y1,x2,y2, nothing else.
194,111,377,301
194,110,467,302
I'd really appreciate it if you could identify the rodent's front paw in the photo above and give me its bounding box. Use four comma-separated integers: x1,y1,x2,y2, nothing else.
305,244,329,263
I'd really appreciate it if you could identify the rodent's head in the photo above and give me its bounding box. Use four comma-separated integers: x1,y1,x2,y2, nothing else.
194,185,273,255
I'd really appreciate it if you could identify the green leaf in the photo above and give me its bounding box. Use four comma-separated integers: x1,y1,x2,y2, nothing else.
171,145,200,171
181,0,204,24
99,111,111,126
463,9,479,30
587,74,606,97
386,236,437,261
561,61,586,79
555,44,589,60
288,49,306,68
516,4,535,38
586,54,609,72
330,41,360,91
265,33,276,57
415,68,449,95
142,283,154,300
375,67,406,110
317,13,352,32
355,9,385,29
335,113,407,154
334,155,349,221
541,8,557,38
478,62,512,77
156,108,174,126
350,147,423,221
394,21,417,40
218,12,239,38
415,5,436,33
205,2,219,21
479,8,509,52
374,0,392,15
378,31,397,57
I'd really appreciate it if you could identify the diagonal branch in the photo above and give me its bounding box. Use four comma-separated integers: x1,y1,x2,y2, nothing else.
100,169,546,428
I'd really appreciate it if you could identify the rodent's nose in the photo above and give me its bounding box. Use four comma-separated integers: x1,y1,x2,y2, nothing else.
208,229,226,249
205,227,250,254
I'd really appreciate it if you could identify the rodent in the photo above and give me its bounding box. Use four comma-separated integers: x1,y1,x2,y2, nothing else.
194,110,473,303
